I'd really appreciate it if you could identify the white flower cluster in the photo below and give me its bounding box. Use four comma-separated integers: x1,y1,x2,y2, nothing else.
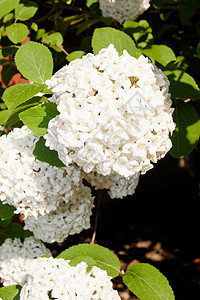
0,126,81,219
84,171,140,199
24,184,94,243
44,44,175,178
0,236,51,286
1,244,120,299
0,126,95,243
99,0,151,24
20,257,120,299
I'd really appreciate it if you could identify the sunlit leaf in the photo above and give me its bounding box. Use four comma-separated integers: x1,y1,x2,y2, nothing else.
123,263,174,300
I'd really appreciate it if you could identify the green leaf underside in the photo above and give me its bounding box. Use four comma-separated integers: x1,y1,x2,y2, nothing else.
0,285,21,300
57,244,121,277
0,201,15,220
33,137,65,167
170,100,200,158
19,102,59,136
92,27,137,57
122,263,174,300
6,23,28,44
3,83,44,111
0,0,19,20
15,41,53,84
142,45,176,66
164,70,200,100
4,96,45,128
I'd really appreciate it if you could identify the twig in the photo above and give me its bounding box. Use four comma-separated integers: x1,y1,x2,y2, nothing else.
55,43,69,56
90,190,102,244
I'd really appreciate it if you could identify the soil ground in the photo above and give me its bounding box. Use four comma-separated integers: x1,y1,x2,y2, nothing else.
50,153,200,300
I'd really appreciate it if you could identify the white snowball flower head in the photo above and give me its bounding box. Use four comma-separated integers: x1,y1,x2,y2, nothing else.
0,236,51,286
20,257,120,299
44,44,175,178
99,0,151,24
0,126,82,219
84,171,140,199
24,184,95,243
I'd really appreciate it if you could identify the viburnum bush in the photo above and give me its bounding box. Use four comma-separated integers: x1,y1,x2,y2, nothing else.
0,0,200,299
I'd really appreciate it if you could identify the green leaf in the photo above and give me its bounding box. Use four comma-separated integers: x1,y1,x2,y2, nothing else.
164,70,200,100
42,32,64,52
57,244,121,277
0,109,10,125
69,255,96,269
86,0,100,14
123,263,174,300
124,19,151,31
4,96,45,129
36,28,46,40
92,27,137,57
19,102,59,136
0,285,21,300
0,217,12,227
86,0,99,9
6,23,28,44
42,32,63,46
0,201,15,220
142,45,176,67
0,0,19,20
15,41,53,84
170,100,200,158
30,21,38,32
0,45,19,59
14,0,38,21
123,19,153,48
33,137,65,167
3,12,14,23
42,254,52,258
0,223,33,246
41,85,53,94
3,83,44,111
66,50,86,62
0,103,7,110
